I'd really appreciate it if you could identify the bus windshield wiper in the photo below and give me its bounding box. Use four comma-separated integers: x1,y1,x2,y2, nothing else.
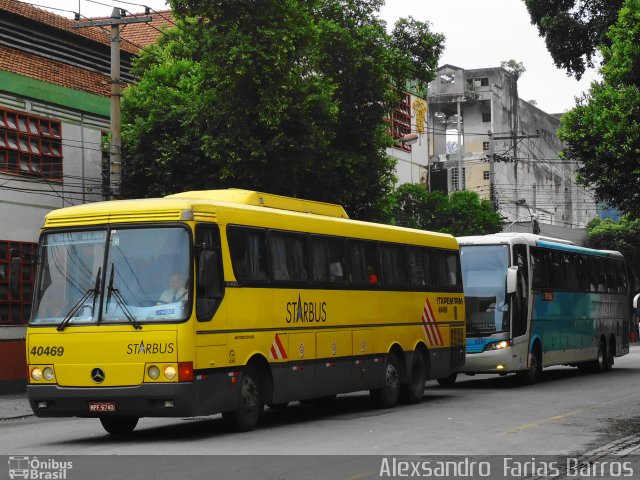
104,263,142,330
57,267,101,332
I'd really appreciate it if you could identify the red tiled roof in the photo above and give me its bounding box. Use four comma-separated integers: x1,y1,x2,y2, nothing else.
0,44,111,97
120,11,175,48
0,1,175,97
0,0,139,53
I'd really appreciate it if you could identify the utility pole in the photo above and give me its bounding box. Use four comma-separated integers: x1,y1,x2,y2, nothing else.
490,131,539,220
488,130,495,209
73,8,151,199
456,97,463,191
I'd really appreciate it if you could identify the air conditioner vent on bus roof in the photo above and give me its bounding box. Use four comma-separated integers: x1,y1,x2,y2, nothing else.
166,189,350,219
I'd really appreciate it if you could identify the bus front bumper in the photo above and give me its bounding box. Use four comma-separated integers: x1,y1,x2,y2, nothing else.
27,383,197,418
459,349,521,374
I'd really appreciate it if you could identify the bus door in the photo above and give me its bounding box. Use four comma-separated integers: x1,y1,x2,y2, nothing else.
194,223,227,371
510,244,530,370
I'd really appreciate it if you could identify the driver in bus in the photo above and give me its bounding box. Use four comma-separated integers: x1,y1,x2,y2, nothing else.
157,274,187,305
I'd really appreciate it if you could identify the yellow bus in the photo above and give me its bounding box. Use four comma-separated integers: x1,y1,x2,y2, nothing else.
22,189,465,434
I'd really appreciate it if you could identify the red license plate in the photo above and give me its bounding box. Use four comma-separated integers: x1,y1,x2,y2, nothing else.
89,402,116,412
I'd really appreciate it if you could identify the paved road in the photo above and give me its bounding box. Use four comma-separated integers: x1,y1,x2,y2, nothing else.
2,347,640,478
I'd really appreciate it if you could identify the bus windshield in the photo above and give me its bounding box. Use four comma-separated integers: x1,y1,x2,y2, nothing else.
31,227,191,326
460,244,510,336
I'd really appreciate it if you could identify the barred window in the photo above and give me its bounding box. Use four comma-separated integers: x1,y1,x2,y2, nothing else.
0,108,63,181
390,92,412,152
0,240,36,325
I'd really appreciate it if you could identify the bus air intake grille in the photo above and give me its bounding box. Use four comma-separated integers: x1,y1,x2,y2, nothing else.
450,327,465,369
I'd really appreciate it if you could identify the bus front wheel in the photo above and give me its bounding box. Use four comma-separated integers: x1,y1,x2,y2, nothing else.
517,345,542,385
222,365,263,432
371,354,401,408
99,416,138,435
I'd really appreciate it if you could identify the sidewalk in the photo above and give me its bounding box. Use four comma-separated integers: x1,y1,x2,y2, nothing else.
0,393,32,420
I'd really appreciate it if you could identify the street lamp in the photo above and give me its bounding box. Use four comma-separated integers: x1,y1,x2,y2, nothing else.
505,199,540,234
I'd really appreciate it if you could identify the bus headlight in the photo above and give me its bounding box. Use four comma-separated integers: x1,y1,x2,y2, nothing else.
31,368,43,381
42,367,55,381
148,365,160,380
485,340,511,351
164,365,177,380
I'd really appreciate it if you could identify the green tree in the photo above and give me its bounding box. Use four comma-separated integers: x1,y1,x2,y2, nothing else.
390,185,502,236
501,59,526,80
524,0,624,79
121,0,444,221
559,0,640,217
587,216,640,292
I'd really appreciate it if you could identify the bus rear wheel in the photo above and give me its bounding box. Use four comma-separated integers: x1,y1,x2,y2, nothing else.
604,338,615,371
591,339,607,373
222,365,263,432
401,353,427,404
371,354,401,408
99,416,138,435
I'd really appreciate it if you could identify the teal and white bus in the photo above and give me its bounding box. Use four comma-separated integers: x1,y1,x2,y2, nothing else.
447,233,630,385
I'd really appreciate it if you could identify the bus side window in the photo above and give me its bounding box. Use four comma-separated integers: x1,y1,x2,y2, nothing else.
195,224,224,322
227,226,268,283
348,241,378,287
531,247,548,289
380,243,409,288
310,236,345,285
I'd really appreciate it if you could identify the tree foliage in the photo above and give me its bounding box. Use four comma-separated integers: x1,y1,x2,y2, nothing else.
501,59,526,80
559,0,640,217
587,216,640,291
524,0,624,79
121,0,444,221
389,184,503,236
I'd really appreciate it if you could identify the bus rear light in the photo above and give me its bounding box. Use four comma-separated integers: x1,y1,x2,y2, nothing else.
178,362,193,382
228,371,239,385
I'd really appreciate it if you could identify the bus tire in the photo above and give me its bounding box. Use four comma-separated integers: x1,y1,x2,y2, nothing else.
517,344,542,385
222,364,263,432
436,373,457,387
371,353,401,408
604,337,615,371
99,416,138,435
591,338,607,373
401,353,427,404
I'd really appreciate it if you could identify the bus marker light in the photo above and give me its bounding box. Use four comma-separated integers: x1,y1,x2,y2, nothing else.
148,365,160,380
163,365,176,380
37,402,47,409
178,362,193,382
325,362,335,368
164,401,174,408
228,371,239,385
43,367,55,381
31,368,43,381
496,364,505,370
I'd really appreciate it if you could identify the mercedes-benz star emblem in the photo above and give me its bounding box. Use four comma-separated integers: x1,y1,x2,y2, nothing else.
91,368,105,384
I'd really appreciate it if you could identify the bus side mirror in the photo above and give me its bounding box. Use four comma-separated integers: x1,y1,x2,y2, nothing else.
9,257,20,296
198,250,222,298
633,293,640,309
506,266,518,294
